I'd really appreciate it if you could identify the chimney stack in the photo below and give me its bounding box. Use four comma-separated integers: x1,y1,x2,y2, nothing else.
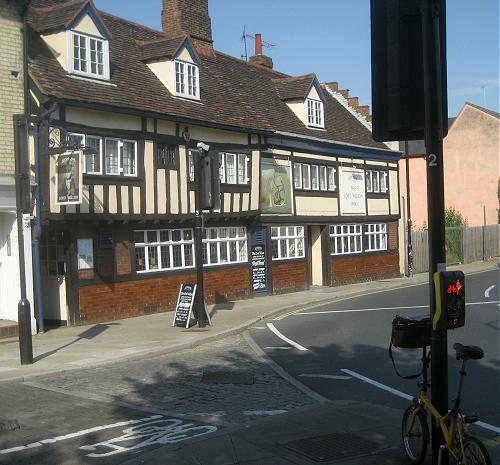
249,33,273,69
161,0,215,56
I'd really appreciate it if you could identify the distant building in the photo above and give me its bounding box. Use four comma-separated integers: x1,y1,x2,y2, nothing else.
24,0,401,327
400,102,500,229
0,0,35,336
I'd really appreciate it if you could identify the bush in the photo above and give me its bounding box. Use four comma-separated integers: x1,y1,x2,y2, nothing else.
444,207,467,264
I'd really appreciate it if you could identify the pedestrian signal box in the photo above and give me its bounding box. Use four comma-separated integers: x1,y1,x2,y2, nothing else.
433,271,466,330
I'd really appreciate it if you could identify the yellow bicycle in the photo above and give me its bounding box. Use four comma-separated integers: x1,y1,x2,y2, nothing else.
402,343,492,465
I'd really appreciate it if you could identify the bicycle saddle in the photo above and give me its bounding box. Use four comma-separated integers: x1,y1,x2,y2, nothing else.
453,343,483,360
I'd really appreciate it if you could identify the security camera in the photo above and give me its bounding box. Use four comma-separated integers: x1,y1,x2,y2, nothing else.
197,142,210,152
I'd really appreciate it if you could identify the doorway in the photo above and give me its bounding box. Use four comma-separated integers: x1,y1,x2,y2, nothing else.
308,225,325,286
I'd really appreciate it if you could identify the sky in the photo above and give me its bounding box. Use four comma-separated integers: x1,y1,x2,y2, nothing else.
93,0,499,118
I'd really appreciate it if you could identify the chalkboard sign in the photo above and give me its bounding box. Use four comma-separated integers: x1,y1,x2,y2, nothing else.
251,244,267,293
173,284,196,328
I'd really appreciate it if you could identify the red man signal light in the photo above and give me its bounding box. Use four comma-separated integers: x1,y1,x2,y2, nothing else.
433,271,466,330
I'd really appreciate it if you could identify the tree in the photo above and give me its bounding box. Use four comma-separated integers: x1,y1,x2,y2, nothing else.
445,206,468,227
444,207,467,264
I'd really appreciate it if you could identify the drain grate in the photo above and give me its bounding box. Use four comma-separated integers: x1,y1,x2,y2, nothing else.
0,420,20,433
282,432,382,462
201,371,254,385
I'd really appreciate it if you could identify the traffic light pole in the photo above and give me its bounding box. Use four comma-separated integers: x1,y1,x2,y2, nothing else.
422,1,448,463
194,150,207,328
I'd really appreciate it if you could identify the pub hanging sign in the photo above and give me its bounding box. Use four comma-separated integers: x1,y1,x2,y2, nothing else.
55,150,83,205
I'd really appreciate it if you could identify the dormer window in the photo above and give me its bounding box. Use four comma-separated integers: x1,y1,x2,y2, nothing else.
70,32,109,80
174,60,199,99
306,99,324,128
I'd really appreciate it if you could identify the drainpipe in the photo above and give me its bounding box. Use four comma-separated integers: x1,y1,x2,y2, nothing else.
32,103,58,333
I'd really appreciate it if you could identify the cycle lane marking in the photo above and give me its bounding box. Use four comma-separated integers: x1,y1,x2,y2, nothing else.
266,323,308,351
341,369,500,434
484,285,495,298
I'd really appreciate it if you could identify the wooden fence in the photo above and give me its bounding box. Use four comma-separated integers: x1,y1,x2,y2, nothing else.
410,224,499,274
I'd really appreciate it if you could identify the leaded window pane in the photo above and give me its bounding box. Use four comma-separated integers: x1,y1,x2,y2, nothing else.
105,139,119,174
148,247,158,270
172,244,182,267
122,141,136,175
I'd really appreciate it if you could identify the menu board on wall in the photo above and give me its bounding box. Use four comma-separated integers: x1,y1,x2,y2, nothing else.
339,166,366,215
251,244,267,293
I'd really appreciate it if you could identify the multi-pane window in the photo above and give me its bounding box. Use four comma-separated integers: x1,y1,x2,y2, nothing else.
71,32,108,79
294,162,336,192
174,61,199,99
329,224,363,255
188,151,249,185
134,229,194,272
365,224,388,251
202,227,247,266
366,170,388,193
68,133,136,176
306,99,324,128
157,143,177,168
271,226,305,260
40,230,66,277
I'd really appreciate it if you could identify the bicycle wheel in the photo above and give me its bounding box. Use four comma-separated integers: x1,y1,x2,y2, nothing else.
458,436,492,465
402,405,429,464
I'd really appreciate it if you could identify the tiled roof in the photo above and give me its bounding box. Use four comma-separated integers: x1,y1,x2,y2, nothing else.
27,4,388,151
136,35,188,62
274,74,317,101
28,0,88,33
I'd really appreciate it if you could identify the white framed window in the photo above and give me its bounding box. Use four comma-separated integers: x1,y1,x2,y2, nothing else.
306,98,324,128
104,138,137,176
329,224,363,255
302,163,311,190
202,227,247,266
294,162,336,192
311,165,319,190
70,32,109,80
293,162,302,189
365,224,388,251
174,60,199,99
327,166,336,191
134,229,194,273
187,151,249,185
366,169,388,193
68,133,102,175
271,226,305,260
225,153,237,184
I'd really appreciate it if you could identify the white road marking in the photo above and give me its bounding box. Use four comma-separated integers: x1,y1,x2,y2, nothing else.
484,285,495,298
295,301,500,316
0,415,163,455
341,369,500,434
264,346,293,350
266,323,308,351
299,374,352,380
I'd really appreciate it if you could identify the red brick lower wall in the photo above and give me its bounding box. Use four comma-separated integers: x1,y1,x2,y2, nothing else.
79,266,250,324
331,250,400,286
272,260,308,294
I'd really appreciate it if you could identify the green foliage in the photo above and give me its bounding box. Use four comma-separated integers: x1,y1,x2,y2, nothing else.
445,207,468,227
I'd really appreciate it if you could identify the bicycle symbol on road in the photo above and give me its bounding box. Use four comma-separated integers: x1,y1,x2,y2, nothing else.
80,418,217,458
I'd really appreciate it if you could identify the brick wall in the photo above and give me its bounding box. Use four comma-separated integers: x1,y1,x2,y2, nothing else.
78,265,250,324
331,250,400,286
0,1,24,175
272,260,308,294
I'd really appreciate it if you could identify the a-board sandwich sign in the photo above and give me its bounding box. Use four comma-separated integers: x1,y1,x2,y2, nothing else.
172,284,212,328
172,284,197,328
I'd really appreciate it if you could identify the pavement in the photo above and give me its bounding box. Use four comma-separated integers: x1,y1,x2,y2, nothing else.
0,260,498,464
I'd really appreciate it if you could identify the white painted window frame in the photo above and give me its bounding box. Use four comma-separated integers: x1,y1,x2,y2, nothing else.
202,227,247,266
366,169,388,193
68,31,109,81
306,98,324,128
271,226,305,261
104,138,137,176
173,59,200,100
293,162,302,189
68,132,103,175
365,223,388,251
329,224,363,255
134,228,195,273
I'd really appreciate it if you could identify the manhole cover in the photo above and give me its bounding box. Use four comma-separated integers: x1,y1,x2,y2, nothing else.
201,371,254,385
283,432,382,462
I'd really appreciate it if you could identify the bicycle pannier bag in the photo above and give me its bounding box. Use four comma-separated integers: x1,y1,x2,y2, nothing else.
391,314,431,348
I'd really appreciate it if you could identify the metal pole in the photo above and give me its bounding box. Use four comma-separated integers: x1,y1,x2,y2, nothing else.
405,142,413,277
32,121,45,333
422,1,448,463
14,115,33,365
193,150,206,328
